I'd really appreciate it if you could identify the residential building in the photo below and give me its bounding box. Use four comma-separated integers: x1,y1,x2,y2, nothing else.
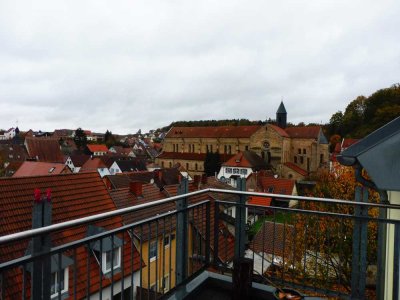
12,161,72,177
65,154,90,173
0,172,142,299
24,137,65,163
217,151,269,188
80,157,111,178
86,144,108,156
109,159,147,175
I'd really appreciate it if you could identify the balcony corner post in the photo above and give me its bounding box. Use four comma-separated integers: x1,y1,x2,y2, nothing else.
234,178,247,260
176,177,189,285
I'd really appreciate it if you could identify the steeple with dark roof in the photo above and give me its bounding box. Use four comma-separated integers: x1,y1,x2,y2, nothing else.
276,101,287,129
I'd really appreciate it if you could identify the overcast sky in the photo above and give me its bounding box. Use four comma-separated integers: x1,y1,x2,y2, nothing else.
0,1,399,134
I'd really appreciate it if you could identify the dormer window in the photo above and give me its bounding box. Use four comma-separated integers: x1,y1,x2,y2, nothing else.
51,267,69,298
102,247,121,274
87,225,123,275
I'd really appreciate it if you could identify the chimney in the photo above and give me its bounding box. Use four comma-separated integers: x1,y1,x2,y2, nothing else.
193,175,201,186
201,174,207,185
130,181,143,197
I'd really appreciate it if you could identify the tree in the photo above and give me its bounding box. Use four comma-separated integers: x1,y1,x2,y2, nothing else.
329,134,341,153
73,128,87,150
285,168,379,292
204,151,221,176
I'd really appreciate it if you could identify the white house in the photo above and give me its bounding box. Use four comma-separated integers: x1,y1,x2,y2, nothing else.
217,151,269,188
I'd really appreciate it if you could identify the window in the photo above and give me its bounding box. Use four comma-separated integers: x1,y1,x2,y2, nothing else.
227,208,233,216
245,146,249,151
169,162,172,168
195,163,198,170
226,168,232,174
224,145,227,154
150,240,157,261
294,156,297,163
267,186,274,193
164,235,170,248
102,247,121,274
233,168,239,174
210,145,213,152
161,161,165,167
162,274,170,292
228,145,232,154
51,268,69,298
298,149,301,154
240,169,247,175
300,156,304,164
303,149,306,154
186,163,189,170
320,154,324,164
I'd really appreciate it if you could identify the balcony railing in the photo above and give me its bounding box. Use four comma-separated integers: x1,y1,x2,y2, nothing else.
1,180,400,299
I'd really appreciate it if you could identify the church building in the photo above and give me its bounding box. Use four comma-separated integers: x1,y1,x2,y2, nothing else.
156,102,329,180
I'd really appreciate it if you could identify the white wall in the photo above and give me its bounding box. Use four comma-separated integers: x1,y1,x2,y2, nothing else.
89,271,140,300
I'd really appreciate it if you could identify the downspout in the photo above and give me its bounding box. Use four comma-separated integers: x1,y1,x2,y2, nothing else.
354,163,388,300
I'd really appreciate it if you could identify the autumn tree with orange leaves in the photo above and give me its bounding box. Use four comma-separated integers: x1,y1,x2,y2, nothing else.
284,168,379,293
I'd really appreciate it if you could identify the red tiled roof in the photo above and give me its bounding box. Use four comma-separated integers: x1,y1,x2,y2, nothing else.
285,126,321,139
0,172,141,299
259,177,295,195
80,157,107,172
86,144,108,153
157,152,234,162
250,221,294,257
25,137,64,163
283,162,308,176
166,126,262,138
248,196,272,207
342,138,359,149
269,124,290,138
12,161,70,177
222,151,268,170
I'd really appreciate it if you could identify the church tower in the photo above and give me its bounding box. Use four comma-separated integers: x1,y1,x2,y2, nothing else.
276,101,287,129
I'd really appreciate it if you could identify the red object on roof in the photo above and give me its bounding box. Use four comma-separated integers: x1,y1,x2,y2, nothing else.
87,144,108,153
0,172,141,299
285,126,322,139
166,126,262,138
12,161,70,177
284,162,308,176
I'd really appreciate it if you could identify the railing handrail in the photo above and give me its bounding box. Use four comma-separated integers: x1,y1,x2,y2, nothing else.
209,188,400,209
1,187,399,245
0,188,208,245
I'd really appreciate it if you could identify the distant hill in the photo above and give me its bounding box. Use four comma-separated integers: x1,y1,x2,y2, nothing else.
157,119,265,132
326,84,400,139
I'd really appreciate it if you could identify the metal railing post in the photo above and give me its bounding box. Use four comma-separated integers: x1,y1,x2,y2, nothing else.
205,201,211,266
351,186,368,299
175,178,189,285
234,178,247,260
31,190,52,300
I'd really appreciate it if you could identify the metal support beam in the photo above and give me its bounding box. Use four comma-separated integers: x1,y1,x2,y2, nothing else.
176,178,189,285
351,186,368,299
31,191,52,300
234,178,247,260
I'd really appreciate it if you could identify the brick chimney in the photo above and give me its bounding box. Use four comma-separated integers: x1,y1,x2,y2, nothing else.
130,181,143,197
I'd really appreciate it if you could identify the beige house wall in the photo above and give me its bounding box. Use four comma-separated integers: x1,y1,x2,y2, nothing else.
384,191,400,300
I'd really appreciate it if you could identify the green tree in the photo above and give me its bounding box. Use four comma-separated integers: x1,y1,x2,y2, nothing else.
73,128,87,150
203,151,221,176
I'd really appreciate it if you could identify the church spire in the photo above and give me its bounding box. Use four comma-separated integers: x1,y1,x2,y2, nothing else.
276,101,287,128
